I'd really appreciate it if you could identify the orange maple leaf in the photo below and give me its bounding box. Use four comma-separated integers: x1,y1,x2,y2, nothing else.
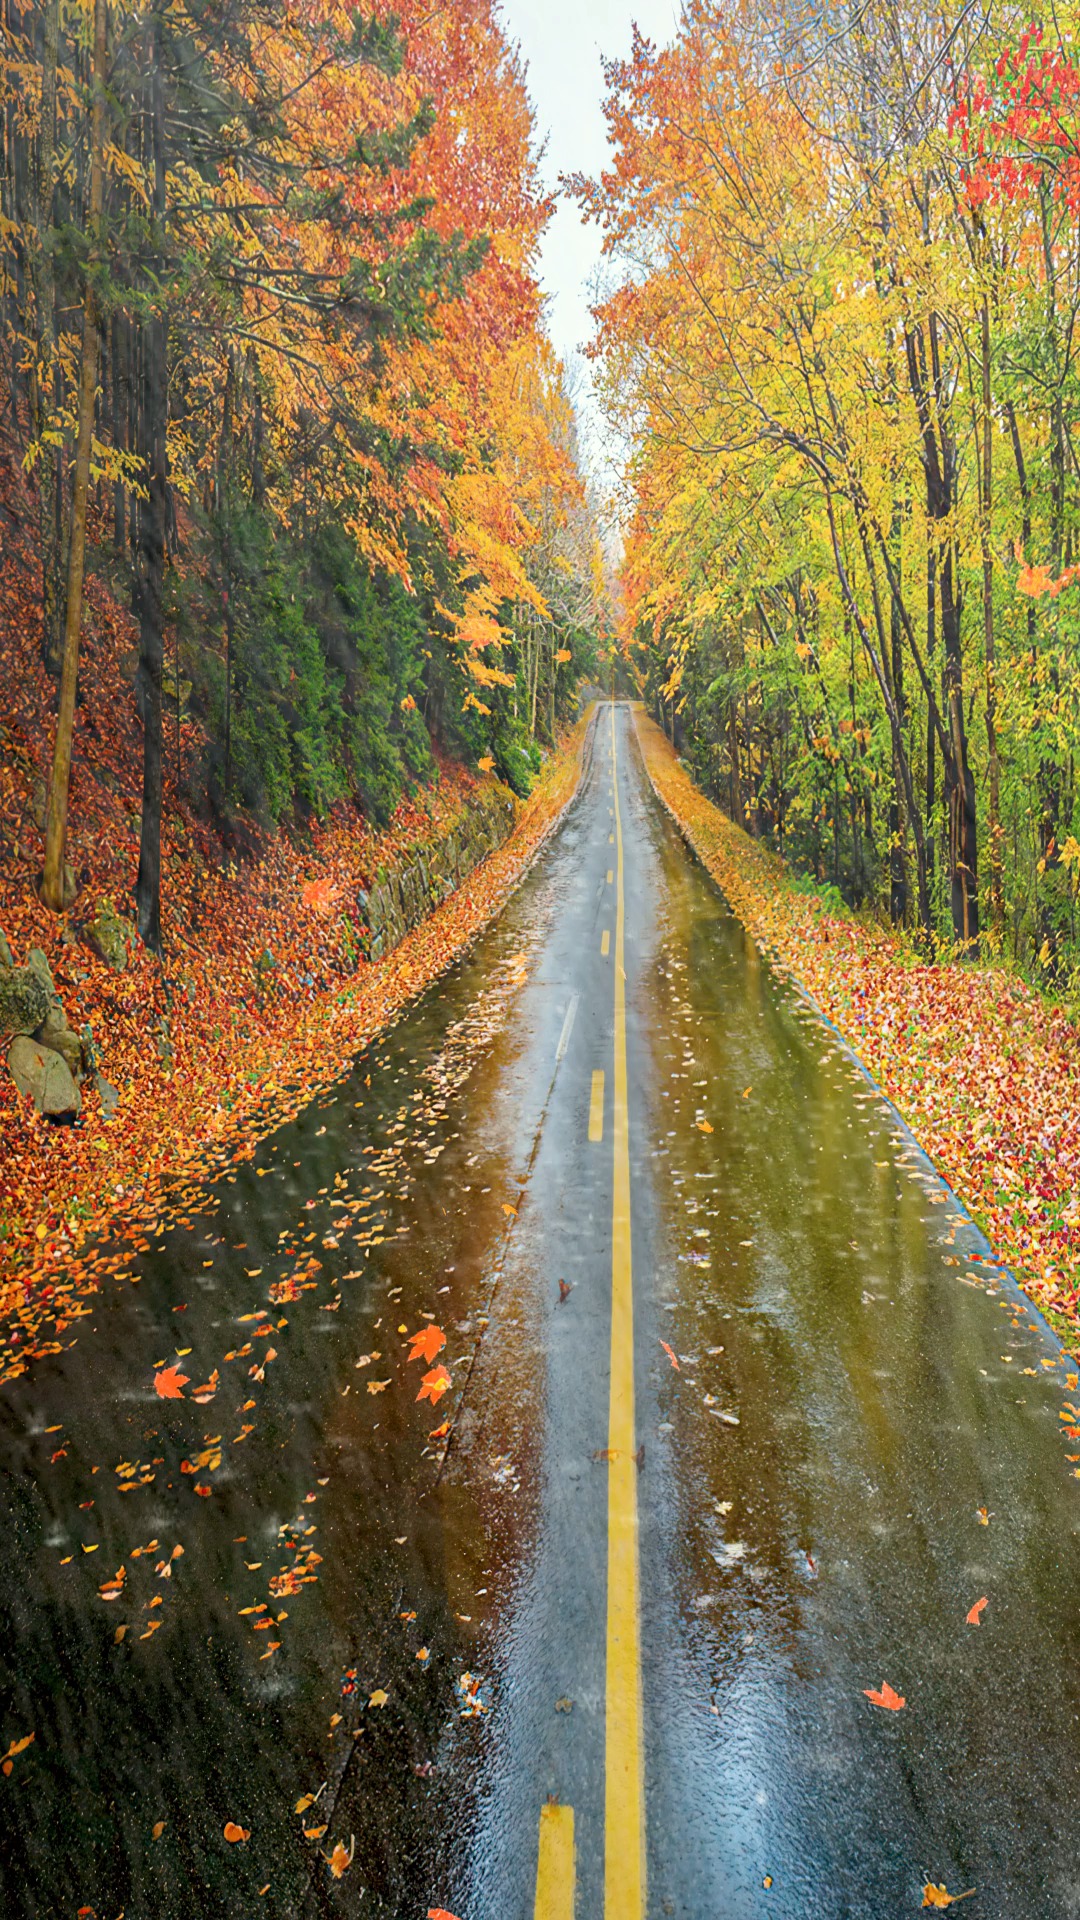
417,1364,451,1405
660,1339,680,1370
154,1364,189,1400
863,1680,905,1710
478,755,495,772
428,1910,464,1920
328,1838,354,1878
965,1596,988,1625
223,1822,250,1843
407,1325,447,1365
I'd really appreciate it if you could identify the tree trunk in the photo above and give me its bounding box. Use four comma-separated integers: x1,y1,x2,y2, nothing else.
135,16,168,954
32,0,62,673
888,511,907,924
980,286,1002,930
905,316,978,948
41,0,106,912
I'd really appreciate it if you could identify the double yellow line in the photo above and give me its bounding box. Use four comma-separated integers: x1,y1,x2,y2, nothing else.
534,705,645,1919
604,704,646,1915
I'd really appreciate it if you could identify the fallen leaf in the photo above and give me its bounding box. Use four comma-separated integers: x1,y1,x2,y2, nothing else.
152,1821,165,1840
417,1364,451,1405
366,1380,390,1395
368,1688,388,1708
922,1886,976,1908
416,1646,429,1662
696,1119,713,1133
328,1838,354,1878
303,1824,328,1840
966,1596,988,1626
660,1340,680,1370
223,1822,250,1843
407,1325,446,1365
863,1681,905,1710
154,1365,190,1401
1,1732,34,1775
428,1910,464,1920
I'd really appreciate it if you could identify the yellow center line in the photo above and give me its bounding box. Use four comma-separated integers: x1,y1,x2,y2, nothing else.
605,703,645,1917
534,1802,575,1918
589,1069,605,1143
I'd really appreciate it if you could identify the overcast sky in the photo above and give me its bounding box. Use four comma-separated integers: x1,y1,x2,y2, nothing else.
497,0,680,463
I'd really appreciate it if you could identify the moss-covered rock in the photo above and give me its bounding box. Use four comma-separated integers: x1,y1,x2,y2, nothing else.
0,963,50,1041
82,898,133,971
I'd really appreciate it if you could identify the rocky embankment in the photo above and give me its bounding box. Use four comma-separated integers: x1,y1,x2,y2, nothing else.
0,781,518,1125
359,784,516,961
0,940,87,1119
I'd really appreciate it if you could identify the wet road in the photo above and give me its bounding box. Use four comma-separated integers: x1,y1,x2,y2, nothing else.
3,703,1080,1917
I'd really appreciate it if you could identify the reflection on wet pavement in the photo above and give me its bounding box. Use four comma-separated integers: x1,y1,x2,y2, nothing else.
1,707,1079,1918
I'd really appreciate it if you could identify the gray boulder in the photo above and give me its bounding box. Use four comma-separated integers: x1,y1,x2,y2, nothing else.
90,1069,119,1119
24,948,83,1077
8,1036,81,1118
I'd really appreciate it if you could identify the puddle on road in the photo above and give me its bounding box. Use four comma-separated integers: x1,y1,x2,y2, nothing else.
638,792,1080,1919
0,844,571,1918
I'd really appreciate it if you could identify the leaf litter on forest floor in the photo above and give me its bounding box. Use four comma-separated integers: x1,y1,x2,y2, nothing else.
0,711,592,1387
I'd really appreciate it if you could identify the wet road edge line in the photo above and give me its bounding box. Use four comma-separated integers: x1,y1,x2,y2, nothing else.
605,703,646,1917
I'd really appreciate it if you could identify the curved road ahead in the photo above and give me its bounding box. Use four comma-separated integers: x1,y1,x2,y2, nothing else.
2,704,1080,1918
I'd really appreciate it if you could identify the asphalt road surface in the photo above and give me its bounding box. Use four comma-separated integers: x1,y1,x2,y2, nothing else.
2,703,1080,1918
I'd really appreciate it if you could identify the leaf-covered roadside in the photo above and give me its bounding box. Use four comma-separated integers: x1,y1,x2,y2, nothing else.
635,709,1080,1346
0,710,593,1378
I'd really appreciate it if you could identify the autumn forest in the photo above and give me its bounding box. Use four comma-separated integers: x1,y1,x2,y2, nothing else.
3,0,1080,1912
588,0,1080,979
3,0,603,951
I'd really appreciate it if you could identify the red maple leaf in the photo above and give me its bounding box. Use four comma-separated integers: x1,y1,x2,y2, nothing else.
416,1364,451,1406
154,1364,189,1400
864,1681,905,1710
407,1324,446,1365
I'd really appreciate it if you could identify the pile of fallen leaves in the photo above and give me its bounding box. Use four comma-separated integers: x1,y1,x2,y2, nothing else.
0,451,592,1350
635,709,1080,1345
